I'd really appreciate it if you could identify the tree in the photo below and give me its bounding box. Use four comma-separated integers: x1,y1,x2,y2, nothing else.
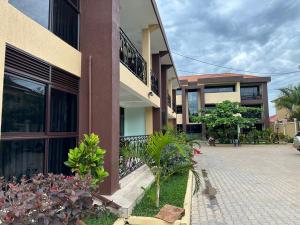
192,101,262,142
274,85,300,120
123,130,200,208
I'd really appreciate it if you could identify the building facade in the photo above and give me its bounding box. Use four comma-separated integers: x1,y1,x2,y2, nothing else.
0,0,178,194
176,73,271,138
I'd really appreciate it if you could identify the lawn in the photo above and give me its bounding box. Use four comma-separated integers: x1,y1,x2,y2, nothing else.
85,212,118,225
132,172,188,217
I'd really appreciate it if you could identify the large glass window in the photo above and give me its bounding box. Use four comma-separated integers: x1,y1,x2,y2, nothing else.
188,90,198,122
9,0,50,28
241,86,261,100
1,74,45,132
204,85,235,93
1,46,79,179
50,89,77,132
0,140,45,179
176,105,183,114
9,0,79,48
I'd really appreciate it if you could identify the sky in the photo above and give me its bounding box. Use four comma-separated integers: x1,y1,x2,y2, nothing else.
156,0,300,115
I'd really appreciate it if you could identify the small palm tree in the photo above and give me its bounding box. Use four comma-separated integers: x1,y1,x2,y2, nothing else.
275,85,300,120
123,130,200,208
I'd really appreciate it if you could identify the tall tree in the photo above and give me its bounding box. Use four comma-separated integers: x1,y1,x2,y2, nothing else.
192,101,261,142
274,85,300,120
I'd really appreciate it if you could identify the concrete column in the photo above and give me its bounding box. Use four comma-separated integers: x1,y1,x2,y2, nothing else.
182,87,187,132
161,66,168,128
199,86,206,139
145,107,153,135
262,83,270,128
152,54,161,132
142,28,151,88
236,82,241,101
294,118,298,135
0,40,5,132
80,0,120,194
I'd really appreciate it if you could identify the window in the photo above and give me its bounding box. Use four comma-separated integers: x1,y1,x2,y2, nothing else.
176,105,183,114
188,90,198,122
9,0,50,28
1,46,79,179
205,104,216,110
186,124,202,134
48,138,76,175
50,89,77,132
2,75,46,132
177,124,183,132
0,140,45,179
9,0,79,48
176,89,182,95
241,86,261,100
204,85,235,93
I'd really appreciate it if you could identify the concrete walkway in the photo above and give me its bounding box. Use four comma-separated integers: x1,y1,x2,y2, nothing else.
192,145,300,225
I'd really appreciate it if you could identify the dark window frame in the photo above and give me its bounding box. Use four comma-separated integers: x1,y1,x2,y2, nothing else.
1,46,79,175
204,85,236,93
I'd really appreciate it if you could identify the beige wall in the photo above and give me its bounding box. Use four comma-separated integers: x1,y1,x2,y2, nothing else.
145,107,153,135
205,92,241,104
0,1,81,132
272,122,298,138
176,94,182,105
120,63,160,108
276,107,290,121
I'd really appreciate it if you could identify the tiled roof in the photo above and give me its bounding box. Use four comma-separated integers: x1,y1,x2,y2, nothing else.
179,73,259,82
269,115,278,123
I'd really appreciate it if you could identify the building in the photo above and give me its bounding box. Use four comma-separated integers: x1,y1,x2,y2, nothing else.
0,0,178,194
176,73,271,138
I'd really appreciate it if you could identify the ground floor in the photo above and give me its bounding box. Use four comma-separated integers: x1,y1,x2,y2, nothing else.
192,144,300,225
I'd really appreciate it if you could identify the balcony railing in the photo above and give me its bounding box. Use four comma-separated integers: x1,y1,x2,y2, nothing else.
119,135,148,179
241,94,262,100
120,28,147,85
151,72,159,96
168,94,171,108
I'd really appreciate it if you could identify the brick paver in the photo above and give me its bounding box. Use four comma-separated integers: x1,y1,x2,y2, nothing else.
192,145,300,225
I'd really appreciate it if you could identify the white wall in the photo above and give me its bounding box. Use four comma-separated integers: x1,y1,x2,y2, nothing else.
124,108,146,136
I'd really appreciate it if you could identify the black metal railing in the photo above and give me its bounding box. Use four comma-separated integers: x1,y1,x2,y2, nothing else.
119,135,148,179
120,28,147,85
168,94,171,108
151,72,159,96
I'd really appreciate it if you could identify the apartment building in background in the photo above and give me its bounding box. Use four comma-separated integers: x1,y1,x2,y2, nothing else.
0,0,178,194
176,73,271,138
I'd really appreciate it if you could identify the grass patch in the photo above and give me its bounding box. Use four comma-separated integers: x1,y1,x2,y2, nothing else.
132,172,188,217
85,212,118,225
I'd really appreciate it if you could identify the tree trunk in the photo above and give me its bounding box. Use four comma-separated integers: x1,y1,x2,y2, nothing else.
156,173,161,208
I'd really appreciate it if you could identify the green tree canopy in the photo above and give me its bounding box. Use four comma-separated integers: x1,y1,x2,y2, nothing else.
274,85,300,120
192,101,262,142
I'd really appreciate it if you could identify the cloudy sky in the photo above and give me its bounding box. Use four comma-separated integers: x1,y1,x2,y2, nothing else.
156,0,300,115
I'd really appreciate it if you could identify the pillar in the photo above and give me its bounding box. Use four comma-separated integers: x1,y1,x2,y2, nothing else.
152,54,161,132
262,83,270,128
182,87,187,132
79,0,120,194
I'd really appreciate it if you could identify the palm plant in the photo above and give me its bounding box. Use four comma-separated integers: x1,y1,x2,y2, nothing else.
123,130,200,208
275,85,300,120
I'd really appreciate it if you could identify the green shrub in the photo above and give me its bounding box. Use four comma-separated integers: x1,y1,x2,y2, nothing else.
65,133,109,186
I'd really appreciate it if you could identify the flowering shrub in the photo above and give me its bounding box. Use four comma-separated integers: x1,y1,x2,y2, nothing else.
0,174,103,225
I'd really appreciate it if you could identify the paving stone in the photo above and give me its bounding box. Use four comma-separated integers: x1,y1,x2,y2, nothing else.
191,145,300,225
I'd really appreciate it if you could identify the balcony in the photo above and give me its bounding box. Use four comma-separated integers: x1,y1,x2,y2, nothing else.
151,72,159,96
120,28,147,85
241,94,262,100
119,135,148,179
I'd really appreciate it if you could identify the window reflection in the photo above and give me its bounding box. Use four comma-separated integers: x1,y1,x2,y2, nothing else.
9,0,50,28
204,85,235,93
188,90,198,122
2,74,45,132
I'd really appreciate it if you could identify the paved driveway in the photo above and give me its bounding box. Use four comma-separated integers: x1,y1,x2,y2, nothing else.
192,145,300,225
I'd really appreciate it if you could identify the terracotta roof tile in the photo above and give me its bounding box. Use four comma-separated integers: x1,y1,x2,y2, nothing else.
179,73,259,82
